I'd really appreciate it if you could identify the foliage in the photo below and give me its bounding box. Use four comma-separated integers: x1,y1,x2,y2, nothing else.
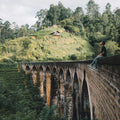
105,40,120,56
0,27,94,62
0,63,65,120
1,0,120,62
69,54,77,60
0,20,35,44
35,0,120,49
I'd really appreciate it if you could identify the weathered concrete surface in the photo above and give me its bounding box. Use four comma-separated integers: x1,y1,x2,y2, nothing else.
22,55,120,120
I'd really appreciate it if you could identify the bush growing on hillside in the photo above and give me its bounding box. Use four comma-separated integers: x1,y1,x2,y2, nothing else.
64,25,80,34
23,39,31,49
105,41,120,56
69,54,77,60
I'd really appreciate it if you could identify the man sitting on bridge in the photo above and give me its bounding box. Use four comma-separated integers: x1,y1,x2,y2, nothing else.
88,41,107,70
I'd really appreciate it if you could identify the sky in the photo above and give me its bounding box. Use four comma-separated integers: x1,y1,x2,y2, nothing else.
0,0,120,27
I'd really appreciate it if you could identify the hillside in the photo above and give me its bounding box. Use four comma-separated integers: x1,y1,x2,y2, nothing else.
0,27,94,62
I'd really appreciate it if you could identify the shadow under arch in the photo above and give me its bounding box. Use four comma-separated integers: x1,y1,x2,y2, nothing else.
72,72,80,120
33,65,37,71
66,69,71,83
65,69,72,119
51,67,58,105
26,65,30,70
46,66,50,73
39,66,43,72
53,67,57,73
58,69,64,115
81,77,91,120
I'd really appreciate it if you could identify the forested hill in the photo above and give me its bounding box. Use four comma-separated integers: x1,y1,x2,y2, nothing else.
0,0,120,62
0,27,94,62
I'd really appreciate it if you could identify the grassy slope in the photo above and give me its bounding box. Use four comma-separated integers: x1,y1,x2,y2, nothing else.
0,27,94,62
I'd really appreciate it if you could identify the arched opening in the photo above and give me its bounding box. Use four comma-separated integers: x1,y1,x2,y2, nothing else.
26,65,30,70
72,72,80,120
65,70,72,119
53,67,56,73
32,65,38,85
39,66,43,72
51,67,58,105
81,80,91,120
46,66,50,73
59,69,64,115
66,70,71,83
33,65,37,71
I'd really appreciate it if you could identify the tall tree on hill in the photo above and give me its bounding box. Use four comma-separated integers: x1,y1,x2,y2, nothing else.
114,8,120,27
46,4,60,25
86,0,99,20
73,7,84,23
3,21,13,40
36,9,48,30
105,3,112,15
0,18,2,25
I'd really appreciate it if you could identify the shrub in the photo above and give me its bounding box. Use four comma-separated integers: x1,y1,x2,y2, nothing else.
69,54,77,60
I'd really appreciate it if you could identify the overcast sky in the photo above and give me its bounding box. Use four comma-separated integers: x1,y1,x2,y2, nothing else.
0,0,120,27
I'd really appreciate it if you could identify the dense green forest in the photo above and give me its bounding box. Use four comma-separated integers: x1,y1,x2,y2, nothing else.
35,1,120,46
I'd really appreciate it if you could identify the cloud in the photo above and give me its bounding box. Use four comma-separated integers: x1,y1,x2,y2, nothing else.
0,0,120,26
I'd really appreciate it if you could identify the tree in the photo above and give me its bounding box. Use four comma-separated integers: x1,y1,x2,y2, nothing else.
58,2,72,21
106,41,120,56
0,18,3,25
114,8,120,27
86,0,99,19
18,25,27,37
46,4,60,25
105,3,112,15
73,7,84,23
36,9,48,30
25,24,29,30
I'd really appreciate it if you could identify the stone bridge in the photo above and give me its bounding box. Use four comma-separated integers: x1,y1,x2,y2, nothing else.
22,55,120,120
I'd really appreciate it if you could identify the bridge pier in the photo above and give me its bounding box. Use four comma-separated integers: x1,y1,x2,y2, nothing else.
39,72,45,97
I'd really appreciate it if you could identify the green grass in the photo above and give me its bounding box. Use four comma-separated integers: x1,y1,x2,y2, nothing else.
0,26,94,62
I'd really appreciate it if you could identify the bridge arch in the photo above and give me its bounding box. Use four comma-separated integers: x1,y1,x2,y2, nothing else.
51,67,58,105
66,69,71,83
65,69,72,119
72,72,80,120
46,66,50,73
58,69,64,115
80,70,92,120
52,67,57,73
39,66,43,72
32,65,37,71
26,65,30,70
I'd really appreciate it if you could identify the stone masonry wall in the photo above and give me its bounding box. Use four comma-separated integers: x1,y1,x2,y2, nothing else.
22,55,120,120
